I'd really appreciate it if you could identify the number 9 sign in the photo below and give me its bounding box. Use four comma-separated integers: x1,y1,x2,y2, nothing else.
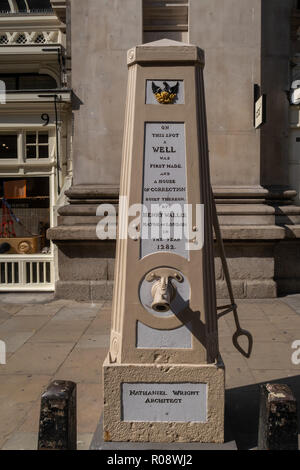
41,113,50,126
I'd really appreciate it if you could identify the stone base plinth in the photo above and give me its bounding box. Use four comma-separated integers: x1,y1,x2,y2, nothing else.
103,356,225,443
90,416,237,449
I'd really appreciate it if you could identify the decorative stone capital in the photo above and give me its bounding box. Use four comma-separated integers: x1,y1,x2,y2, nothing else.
127,39,205,67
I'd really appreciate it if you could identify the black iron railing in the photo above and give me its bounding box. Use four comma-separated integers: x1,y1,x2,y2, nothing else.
0,9,53,15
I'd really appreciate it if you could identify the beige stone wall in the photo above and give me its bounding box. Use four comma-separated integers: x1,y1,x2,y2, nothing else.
189,0,294,189
70,0,294,189
71,0,142,186
189,0,262,186
261,0,294,187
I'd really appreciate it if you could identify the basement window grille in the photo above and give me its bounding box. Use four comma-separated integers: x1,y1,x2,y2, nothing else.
34,33,46,43
0,34,8,44
16,33,27,44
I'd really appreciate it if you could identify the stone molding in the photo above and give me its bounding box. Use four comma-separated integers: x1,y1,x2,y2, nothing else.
47,222,300,242
50,0,66,23
64,184,119,201
60,183,299,202
127,39,204,66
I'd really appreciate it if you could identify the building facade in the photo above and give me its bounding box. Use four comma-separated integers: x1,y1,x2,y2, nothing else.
0,0,71,291
1,0,300,299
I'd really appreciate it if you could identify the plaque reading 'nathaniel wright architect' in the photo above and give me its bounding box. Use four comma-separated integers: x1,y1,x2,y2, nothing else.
102,39,225,443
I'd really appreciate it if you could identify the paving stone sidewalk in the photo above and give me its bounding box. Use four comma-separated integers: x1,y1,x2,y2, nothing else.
0,293,299,450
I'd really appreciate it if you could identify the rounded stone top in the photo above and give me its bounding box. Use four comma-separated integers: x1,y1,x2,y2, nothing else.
127,39,205,66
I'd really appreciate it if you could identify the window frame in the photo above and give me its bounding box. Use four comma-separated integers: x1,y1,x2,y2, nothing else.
25,130,50,160
4,0,53,13
0,127,56,164
0,74,58,92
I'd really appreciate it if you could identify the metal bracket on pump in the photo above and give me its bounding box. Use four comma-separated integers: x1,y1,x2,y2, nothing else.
212,189,253,359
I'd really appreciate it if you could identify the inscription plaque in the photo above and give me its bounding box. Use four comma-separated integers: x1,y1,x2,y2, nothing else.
122,383,207,422
141,122,189,259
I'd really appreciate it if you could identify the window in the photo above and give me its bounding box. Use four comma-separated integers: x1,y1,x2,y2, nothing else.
0,0,10,12
26,131,49,159
19,74,57,90
0,176,50,199
143,0,189,43
0,176,50,243
27,0,52,12
0,0,53,13
0,76,16,90
0,134,18,159
0,74,57,91
0,129,53,161
15,0,27,11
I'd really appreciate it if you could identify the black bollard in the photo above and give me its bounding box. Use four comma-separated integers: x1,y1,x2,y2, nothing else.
38,380,77,450
258,383,298,450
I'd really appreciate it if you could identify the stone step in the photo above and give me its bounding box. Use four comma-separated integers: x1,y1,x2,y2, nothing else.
57,216,103,225
48,224,300,241
55,280,114,302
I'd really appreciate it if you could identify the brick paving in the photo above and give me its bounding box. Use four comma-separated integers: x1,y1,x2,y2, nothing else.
0,294,299,449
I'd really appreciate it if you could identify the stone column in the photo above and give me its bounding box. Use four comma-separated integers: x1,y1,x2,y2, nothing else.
190,0,300,298
103,39,224,443
190,0,261,189
48,0,143,300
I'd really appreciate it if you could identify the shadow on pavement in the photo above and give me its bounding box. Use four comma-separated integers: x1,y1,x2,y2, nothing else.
225,375,300,449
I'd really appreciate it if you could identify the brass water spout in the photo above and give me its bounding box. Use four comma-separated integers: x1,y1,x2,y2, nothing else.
146,268,183,313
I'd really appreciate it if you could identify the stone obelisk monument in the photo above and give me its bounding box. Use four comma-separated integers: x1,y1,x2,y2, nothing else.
103,39,225,443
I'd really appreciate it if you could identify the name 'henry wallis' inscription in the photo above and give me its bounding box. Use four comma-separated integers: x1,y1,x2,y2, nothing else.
141,122,188,259
122,383,207,423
